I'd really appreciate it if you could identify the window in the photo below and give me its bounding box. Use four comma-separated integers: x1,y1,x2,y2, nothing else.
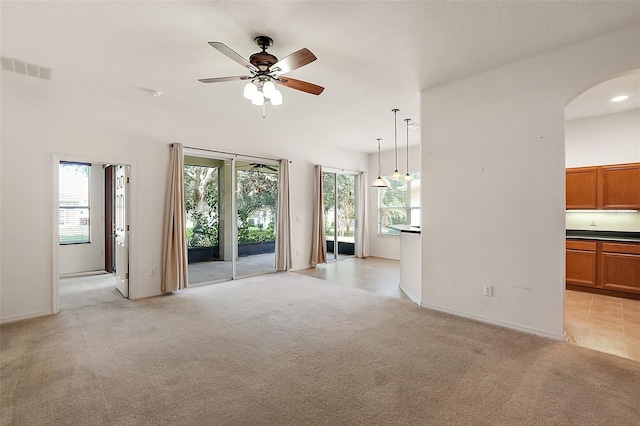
59,162,91,244
378,173,420,235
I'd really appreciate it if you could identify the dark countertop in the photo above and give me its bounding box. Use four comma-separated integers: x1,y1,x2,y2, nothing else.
566,230,640,243
387,225,421,234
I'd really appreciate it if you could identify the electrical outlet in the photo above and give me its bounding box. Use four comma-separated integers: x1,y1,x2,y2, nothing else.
484,285,493,297
295,250,300,256
150,268,156,277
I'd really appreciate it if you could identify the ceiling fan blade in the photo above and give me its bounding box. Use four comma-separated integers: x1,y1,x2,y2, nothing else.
198,76,252,83
275,76,324,95
208,42,258,72
271,48,317,74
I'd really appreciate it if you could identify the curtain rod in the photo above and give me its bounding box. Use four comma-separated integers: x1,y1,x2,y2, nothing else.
171,143,289,164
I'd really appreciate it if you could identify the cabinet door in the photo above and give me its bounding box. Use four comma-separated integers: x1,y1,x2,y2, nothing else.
601,163,640,209
566,167,598,209
601,243,640,294
566,249,597,287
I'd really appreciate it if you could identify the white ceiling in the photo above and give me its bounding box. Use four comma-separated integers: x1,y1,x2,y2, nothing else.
2,1,639,153
565,72,640,121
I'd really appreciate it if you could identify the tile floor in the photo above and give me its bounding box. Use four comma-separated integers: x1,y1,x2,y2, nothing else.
294,256,408,301
564,289,640,361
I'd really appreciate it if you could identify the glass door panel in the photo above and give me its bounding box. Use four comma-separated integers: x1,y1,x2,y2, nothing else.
235,161,278,277
336,174,356,258
184,156,233,285
323,171,356,261
322,172,336,261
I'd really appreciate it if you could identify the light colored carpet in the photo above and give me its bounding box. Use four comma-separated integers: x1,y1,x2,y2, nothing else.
60,273,125,310
2,272,639,425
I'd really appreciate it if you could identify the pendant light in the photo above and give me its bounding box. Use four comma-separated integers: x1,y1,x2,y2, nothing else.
371,138,389,188
404,118,413,182
391,108,402,180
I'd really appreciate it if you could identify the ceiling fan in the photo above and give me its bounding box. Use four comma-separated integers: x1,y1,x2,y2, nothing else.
249,163,278,172
199,36,324,105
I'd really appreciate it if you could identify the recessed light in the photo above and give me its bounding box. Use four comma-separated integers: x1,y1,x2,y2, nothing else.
611,95,629,102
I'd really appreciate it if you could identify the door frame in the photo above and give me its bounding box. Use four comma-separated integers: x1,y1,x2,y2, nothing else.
51,154,137,314
322,167,359,262
183,148,280,283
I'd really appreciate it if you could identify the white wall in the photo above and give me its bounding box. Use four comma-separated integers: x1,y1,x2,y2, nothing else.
420,24,640,340
0,73,368,322
565,109,640,167
59,163,106,275
368,145,421,260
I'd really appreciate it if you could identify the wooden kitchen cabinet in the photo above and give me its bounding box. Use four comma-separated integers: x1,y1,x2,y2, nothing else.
566,240,598,287
566,239,640,299
566,167,598,209
566,162,640,210
600,163,640,209
601,243,640,294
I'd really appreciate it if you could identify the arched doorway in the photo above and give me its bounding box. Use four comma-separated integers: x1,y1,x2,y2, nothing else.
563,70,640,361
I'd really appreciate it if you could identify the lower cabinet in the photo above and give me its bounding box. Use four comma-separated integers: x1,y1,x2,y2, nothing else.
567,239,640,298
566,240,597,287
601,243,640,294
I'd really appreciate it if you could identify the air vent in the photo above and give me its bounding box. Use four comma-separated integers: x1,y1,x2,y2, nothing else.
1,57,52,81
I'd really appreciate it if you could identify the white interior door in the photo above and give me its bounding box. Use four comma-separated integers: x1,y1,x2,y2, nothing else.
115,165,129,297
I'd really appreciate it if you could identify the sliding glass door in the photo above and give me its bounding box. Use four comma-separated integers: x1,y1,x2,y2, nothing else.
322,171,357,261
235,161,278,278
184,155,279,286
184,156,233,285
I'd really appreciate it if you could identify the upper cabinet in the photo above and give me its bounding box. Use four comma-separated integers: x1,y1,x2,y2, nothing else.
566,167,598,209
566,162,640,210
600,163,640,209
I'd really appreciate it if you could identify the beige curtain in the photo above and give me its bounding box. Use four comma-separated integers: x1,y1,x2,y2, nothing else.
275,158,292,271
161,143,188,292
310,164,327,266
356,171,369,258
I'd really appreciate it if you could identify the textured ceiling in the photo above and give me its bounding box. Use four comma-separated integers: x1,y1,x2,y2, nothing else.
2,1,639,153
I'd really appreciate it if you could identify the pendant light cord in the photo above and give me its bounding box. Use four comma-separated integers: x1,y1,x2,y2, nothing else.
377,138,382,176
392,109,399,171
405,118,410,174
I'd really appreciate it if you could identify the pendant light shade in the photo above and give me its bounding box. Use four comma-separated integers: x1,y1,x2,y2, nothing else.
391,108,402,180
371,138,389,188
371,176,389,187
404,118,413,182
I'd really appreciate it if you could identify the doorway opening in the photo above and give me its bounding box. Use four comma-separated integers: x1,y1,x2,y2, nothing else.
322,170,357,262
184,154,279,286
54,158,131,312
563,70,640,362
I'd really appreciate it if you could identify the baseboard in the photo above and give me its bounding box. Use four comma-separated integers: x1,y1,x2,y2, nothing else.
60,270,109,278
398,283,420,306
0,309,53,324
289,263,312,272
131,290,162,300
421,303,565,341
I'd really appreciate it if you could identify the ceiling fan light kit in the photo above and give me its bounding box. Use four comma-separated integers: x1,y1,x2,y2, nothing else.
199,35,324,115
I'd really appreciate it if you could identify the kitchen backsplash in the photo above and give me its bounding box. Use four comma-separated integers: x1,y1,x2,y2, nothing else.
566,211,640,231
